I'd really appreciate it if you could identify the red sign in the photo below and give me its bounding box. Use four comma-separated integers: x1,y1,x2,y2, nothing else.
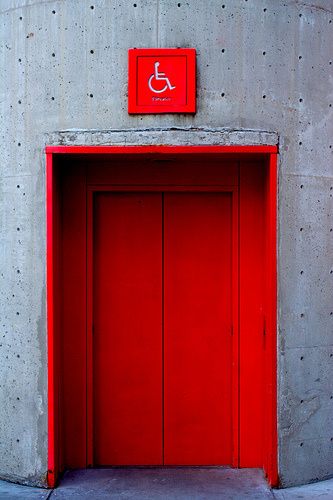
128,48,196,114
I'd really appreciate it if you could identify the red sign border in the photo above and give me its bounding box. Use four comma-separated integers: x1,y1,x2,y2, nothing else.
128,48,196,114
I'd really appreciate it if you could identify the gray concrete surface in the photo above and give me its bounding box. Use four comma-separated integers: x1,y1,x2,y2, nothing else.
49,468,274,499
1,0,332,488
273,478,333,499
3,469,333,499
0,479,51,499
47,127,279,147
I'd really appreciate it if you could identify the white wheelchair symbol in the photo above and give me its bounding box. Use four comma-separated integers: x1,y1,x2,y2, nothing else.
148,61,176,94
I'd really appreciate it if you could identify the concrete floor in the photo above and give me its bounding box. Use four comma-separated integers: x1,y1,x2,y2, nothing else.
50,468,273,499
1,468,333,499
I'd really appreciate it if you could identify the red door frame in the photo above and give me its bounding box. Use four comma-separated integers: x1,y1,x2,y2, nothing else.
46,145,278,488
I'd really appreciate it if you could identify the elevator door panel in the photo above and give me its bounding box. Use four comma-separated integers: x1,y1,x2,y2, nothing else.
164,193,233,465
93,192,232,465
93,193,163,465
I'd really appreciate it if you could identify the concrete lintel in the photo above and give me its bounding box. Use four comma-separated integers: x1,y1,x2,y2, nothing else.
46,127,278,148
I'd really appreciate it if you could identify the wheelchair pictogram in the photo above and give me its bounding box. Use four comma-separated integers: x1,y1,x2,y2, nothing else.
148,61,176,94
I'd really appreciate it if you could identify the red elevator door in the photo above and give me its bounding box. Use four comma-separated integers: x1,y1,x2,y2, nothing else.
93,192,232,465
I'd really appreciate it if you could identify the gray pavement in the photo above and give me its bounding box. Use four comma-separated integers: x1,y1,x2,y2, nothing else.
1,468,333,499
49,468,273,499
273,477,333,499
0,479,51,499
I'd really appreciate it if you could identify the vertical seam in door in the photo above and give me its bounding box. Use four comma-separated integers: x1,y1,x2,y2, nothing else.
162,192,165,465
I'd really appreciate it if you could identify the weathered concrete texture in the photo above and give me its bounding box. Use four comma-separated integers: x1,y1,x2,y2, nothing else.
50,468,273,500
47,127,278,146
0,173,47,486
0,0,332,488
278,171,333,485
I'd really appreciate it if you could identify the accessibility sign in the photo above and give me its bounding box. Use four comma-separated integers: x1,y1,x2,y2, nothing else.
128,48,196,114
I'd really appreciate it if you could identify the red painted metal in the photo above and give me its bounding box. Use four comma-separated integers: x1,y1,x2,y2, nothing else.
164,193,233,465
265,153,278,486
239,159,266,467
128,48,196,114
93,193,163,465
46,146,278,487
86,191,94,467
61,168,87,468
46,153,56,489
86,155,238,187
231,189,240,468
45,145,277,155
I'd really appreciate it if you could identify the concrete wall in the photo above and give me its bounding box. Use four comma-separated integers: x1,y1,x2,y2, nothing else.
0,0,332,488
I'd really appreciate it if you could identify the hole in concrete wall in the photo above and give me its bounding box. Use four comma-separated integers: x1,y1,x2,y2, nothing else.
263,51,266,55
17,143,21,147
52,53,55,57
90,5,94,9
300,184,304,188
177,3,181,6
221,92,225,97
19,16,22,20
299,55,302,60
89,93,93,98
299,141,302,146
52,10,56,14
300,356,304,360
90,49,94,54
300,442,303,446
300,227,303,231
300,313,304,318
51,97,55,101
300,270,304,274
221,49,225,53
262,95,266,99
299,98,303,103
